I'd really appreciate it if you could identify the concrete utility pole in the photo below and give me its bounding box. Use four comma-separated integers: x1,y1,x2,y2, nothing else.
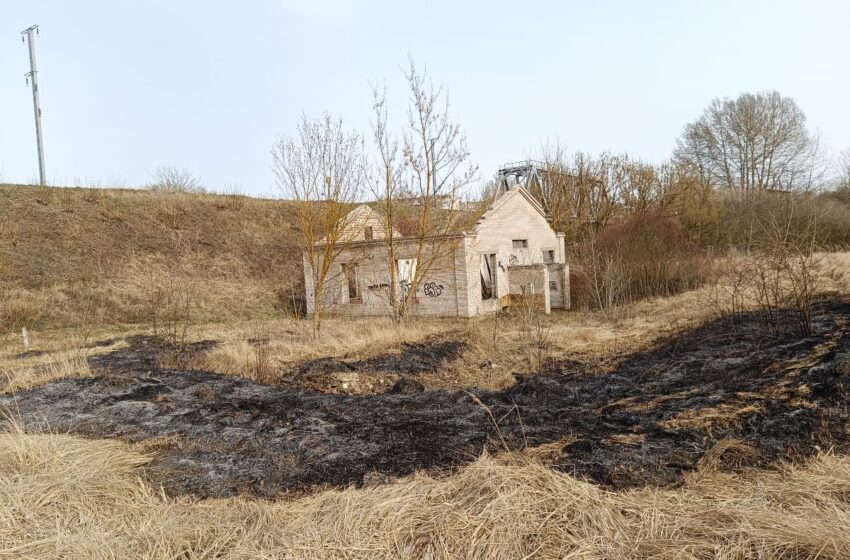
21,25,46,186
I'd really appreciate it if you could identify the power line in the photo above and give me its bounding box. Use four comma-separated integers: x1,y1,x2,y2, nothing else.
21,24,46,186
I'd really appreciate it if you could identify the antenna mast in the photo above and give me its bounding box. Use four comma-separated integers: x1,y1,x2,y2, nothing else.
21,25,46,186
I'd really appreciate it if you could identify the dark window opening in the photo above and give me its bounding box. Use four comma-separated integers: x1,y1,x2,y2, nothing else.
549,280,558,291
543,249,555,263
364,226,373,241
345,263,361,302
512,239,528,249
480,254,496,300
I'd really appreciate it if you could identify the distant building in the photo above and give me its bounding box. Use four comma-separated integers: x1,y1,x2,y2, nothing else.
302,186,569,318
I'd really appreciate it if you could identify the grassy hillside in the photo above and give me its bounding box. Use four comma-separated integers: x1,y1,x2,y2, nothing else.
0,184,302,331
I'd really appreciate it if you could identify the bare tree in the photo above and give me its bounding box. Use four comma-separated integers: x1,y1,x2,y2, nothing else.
273,113,365,335
369,59,477,323
369,85,406,320
836,148,850,194
675,91,824,192
531,147,625,243
147,166,205,194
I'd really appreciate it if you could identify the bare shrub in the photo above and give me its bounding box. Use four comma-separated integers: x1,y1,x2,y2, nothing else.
141,229,197,348
703,253,753,333
752,202,822,336
705,195,823,336
274,279,306,319
249,337,274,384
573,212,708,310
512,286,551,369
572,240,627,311
218,183,247,211
147,166,205,194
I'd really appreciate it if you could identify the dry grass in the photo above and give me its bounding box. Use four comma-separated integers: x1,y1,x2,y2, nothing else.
659,402,766,431
820,251,850,293
3,252,850,394
184,317,457,381
2,425,850,559
0,349,92,394
0,326,131,394
0,184,301,332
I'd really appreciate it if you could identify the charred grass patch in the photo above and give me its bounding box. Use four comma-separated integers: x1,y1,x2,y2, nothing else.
3,298,850,499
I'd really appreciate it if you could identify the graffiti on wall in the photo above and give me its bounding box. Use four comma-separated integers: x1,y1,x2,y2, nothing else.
423,282,444,297
365,279,446,299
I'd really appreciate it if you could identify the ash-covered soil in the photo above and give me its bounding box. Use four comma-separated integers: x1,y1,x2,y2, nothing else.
3,300,850,499
290,337,465,393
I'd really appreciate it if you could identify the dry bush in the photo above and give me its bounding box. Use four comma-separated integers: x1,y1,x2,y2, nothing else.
705,195,824,336
146,166,205,194
709,189,850,251
4,426,850,558
218,183,248,211
511,291,552,369
705,252,821,336
572,212,708,310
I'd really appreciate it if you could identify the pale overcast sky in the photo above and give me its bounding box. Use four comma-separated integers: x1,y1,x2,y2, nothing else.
2,0,849,196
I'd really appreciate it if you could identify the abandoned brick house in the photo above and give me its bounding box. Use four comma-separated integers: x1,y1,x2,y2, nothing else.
302,186,570,318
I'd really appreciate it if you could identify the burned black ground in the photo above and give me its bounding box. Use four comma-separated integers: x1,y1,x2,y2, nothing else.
3,300,850,498
290,337,465,392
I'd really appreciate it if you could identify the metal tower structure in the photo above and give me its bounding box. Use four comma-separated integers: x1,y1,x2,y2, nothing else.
496,160,548,193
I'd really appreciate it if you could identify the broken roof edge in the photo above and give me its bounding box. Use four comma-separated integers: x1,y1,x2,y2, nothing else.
315,204,403,246
473,186,548,232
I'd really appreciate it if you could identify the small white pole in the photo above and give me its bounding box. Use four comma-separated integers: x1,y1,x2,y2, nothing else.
22,327,30,351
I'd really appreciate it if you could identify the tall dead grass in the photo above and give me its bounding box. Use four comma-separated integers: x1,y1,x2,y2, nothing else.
0,349,91,394
0,330,127,394
188,317,455,383
2,426,850,559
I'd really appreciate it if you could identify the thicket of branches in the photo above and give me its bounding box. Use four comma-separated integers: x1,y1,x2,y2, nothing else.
533,90,850,328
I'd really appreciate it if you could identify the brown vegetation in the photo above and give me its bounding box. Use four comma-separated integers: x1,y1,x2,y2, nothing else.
0,184,301,332
571,211,708,309
3,425,850,559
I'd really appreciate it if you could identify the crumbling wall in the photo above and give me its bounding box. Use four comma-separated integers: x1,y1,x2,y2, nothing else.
507,264,550,313
308,237,472,318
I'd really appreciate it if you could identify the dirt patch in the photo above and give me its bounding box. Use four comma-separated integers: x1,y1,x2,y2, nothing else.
288,337,466,393
3,300,850,499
